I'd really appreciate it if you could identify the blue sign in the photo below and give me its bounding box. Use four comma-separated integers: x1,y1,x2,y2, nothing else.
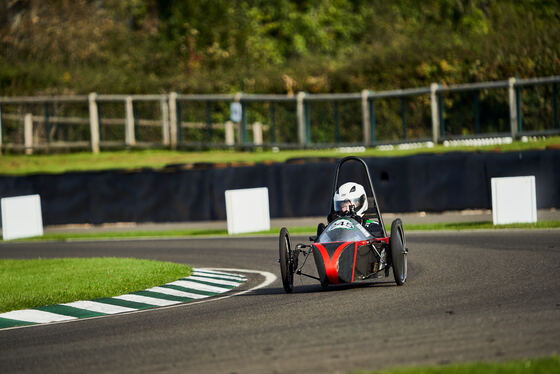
230,102,242,122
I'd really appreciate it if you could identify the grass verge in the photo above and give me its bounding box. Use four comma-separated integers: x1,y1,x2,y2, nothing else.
3,220,559,242
353,356,560,374
402,220,560,231
0,257,192,313
1,137,559,175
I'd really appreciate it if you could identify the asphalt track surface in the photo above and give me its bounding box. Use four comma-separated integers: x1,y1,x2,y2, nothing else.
1,230,559,373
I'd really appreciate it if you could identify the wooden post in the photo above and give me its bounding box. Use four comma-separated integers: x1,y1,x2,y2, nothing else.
88,93,100,154
430,83,440,144
225,121,235,146
252,122,263,145
297,91,306,146
361,89,370,145
168,92,178,149
24,113,33,155
125,96,136,146
160,98,170,146
508,77,518,138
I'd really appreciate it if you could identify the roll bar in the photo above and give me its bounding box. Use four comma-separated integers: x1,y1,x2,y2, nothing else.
329,156,387,237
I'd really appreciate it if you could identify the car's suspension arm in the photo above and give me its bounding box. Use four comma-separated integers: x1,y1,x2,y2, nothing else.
294,244,319,280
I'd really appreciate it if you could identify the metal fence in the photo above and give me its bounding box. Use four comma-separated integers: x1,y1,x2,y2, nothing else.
0,76,558,154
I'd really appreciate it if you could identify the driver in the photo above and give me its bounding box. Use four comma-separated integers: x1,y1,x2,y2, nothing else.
332,182,368,218
327,182,382,236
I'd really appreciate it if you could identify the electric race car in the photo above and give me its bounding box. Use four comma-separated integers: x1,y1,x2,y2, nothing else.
278,156,408,293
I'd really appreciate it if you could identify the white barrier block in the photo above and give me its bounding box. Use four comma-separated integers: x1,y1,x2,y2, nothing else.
225,187,270,234
1,194,44,240
491,176,537,225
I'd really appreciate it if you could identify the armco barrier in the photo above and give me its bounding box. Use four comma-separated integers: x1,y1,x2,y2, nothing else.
0,150,558,226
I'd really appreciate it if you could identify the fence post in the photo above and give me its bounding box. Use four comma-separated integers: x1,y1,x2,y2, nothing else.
24,113,33,155
473,91,480,134
430,83,440,144
516,83,523,134
168,92,178,149
269,102,276,144
241,101,248,145
554,83,559,130
253,122,263,145
508,77,518,138
233,92,245,145
225,121,235,145
205,101,213,142
305,100,311,144
160,98,170,146
125,96,136,146
361,89,370,145
0,104,3,153
297,91,306,146
334,101,340,143
44,103,51,145
369,96,376,143
401,97,407,140
88,92,100,154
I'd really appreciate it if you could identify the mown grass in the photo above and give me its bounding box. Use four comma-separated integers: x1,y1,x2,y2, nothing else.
0,257,192,313
403,220,560,231
353,356,560,374
36,228,231,241
5,220,559,242
1,136,559,176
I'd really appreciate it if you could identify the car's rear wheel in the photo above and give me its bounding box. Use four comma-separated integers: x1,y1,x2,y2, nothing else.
390,219,408,286
279,227,294,293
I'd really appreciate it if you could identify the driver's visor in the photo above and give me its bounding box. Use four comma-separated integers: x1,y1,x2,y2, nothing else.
334,198,357,213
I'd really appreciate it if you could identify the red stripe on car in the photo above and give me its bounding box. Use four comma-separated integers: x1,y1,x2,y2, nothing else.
314,242,352,284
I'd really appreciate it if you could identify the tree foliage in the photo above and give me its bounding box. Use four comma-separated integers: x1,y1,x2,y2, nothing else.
1,0,559,95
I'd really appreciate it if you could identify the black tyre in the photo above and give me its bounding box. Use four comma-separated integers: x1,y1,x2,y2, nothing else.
389,219,408,286
279,227,294,293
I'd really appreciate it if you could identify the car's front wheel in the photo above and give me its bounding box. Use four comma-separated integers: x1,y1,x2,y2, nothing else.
389,219,408,286
279,227,294,293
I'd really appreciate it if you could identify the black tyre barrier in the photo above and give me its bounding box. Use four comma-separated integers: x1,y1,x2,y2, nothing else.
0,150,558,225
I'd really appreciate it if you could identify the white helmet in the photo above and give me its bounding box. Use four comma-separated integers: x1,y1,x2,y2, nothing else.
333,182,368,217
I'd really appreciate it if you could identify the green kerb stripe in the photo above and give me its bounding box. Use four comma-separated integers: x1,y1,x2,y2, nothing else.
94,298,155,310
134,290,200,302
160,284,216,296
34,305,106,318
0,317,36,328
